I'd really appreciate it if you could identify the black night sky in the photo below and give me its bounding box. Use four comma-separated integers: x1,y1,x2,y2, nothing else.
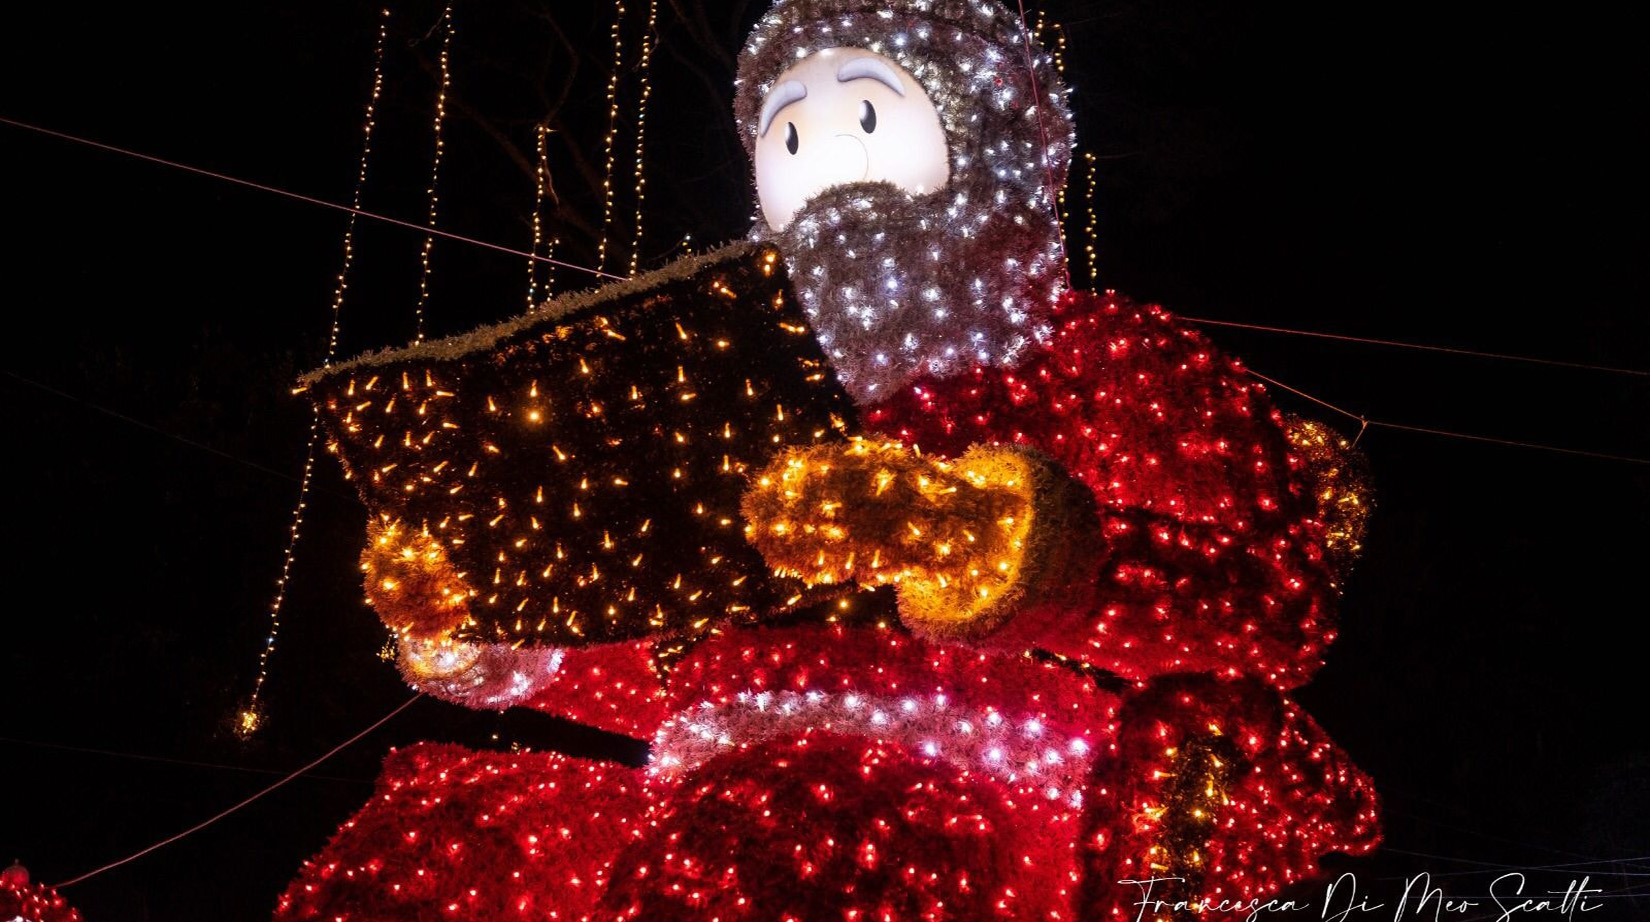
2,1,1645,919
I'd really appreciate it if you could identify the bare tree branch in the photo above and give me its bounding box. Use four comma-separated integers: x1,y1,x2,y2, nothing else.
667,0,736,73
409,48,538,186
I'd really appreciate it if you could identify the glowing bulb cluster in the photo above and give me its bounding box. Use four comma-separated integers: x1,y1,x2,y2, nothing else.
1090,675,1381,920
361,515,472,640
1282,414,1373,569
0,871,81,922
398,636,564,710
742,438,1037,627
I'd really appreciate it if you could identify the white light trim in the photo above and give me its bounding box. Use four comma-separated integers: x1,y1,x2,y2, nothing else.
650,688,1097,803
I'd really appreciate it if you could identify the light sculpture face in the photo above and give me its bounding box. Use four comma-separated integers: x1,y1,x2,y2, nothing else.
754,48,950,232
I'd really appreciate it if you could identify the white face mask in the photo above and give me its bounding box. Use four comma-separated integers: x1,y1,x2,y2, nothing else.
753,48,951,232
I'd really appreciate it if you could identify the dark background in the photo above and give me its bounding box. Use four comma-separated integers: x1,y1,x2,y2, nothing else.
2,1,1646,919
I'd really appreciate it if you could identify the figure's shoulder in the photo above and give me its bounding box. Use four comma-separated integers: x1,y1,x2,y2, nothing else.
1045,287,1213,356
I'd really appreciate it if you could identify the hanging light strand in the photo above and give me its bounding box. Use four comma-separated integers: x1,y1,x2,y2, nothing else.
1083,151,1097,288
526,123,550,308
1013,0,1071,290
1034,14,1073,244
545,236,561,295
1034,14,1069,239
627,0,659,277
412,3,455,343
595,0,627,273
1051,20,1067,77
237,7,393,739
1052,21,1072,261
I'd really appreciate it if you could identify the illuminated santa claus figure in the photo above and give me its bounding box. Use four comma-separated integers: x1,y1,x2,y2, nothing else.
276,1,1380,919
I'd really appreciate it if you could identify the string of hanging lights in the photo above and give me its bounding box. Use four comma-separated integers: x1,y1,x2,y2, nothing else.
628,0,659,277
235,6,394,739
594,0,627,274
411,3,455,344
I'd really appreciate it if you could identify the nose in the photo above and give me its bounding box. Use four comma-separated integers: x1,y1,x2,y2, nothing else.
795,135,869,212
768,134,875,230
830,133,871,182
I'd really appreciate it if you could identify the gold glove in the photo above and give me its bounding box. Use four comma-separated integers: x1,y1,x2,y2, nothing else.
742,438,1098,640
360,515,474,642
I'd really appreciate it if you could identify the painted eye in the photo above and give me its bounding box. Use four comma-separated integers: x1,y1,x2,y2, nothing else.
859,100,877,133
785,122,799,155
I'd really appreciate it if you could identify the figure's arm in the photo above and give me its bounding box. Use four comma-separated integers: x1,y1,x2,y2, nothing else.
845,290,1346,687
360,518,669,735
742,437,1102,643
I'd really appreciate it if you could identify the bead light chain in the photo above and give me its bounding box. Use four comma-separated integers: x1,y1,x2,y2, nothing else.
543,236,560,295
1084,150,1098,287
1033,12,1067,76
1015,0,1071,290
412,3,455,343
525,123,550,308
626,0,659,277
595,0,627,274
1038,13,1072,239
237,7,392,738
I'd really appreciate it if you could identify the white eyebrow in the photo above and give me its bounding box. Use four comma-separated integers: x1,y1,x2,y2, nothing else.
758,80,807,137
837,57,905,97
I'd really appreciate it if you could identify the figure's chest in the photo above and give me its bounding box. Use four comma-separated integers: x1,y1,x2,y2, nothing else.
653,623,1122,801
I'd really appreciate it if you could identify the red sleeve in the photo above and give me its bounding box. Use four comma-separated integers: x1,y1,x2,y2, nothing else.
862,290,1339,688
518,640,670,738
